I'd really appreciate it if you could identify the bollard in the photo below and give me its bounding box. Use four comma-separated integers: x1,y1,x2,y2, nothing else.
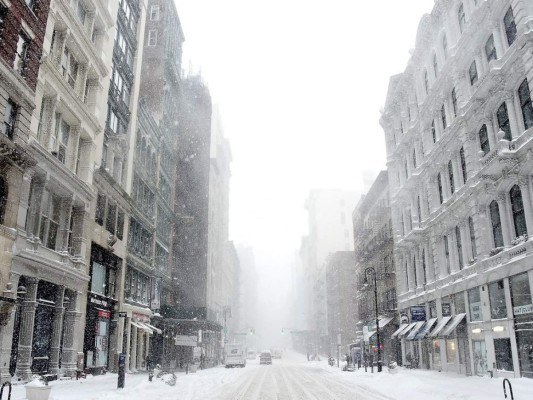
0,382,12,400
503,378,513,400
118,353,126,389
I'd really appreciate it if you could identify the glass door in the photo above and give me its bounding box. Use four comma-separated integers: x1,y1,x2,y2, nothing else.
472,340,487,376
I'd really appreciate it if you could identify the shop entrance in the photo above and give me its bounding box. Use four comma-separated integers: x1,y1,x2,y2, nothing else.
472,340,487,376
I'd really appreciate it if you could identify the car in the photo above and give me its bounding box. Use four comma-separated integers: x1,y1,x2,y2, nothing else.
259,351,272,365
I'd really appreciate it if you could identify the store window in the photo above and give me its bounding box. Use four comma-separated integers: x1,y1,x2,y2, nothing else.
454,292,466,314
489,280,507,319
446,340,457,364
433,340,441,365
90,261,106,295
510,272,532,313
468,287,483,321
429,300,437,318
494,338,514,372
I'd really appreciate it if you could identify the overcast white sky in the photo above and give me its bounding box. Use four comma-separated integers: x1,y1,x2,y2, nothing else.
174,0,434,334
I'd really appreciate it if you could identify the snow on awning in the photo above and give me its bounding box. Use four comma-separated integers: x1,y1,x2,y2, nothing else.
398,322,417,339
144,322,163,334
414,318,437,340
406,321,425,340
131,321,144,330
441,313,467,337
137,322,154,335
391,324,409,338
429,316,452,338
367,317,395,338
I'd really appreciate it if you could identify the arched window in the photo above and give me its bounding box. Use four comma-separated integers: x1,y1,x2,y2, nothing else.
456,226,464,270
510,185,527,237
518,78,533,131
458,4,466,33
441,104,447,130
469,61,478,85
431,120,436,143
451,88,458,117
504,7,517,46
497,102,512,140
0,176,7,225
479,124,490,155
437,172,444,204
468,216,477,259
490,200,504,248
443,235,450,274
412,148,417,169
413,256,418,288
485,35,497,63
422,249,427,284
460,147,467,184
448,160,455,194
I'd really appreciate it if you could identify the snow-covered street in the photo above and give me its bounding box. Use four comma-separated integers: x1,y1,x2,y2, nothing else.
6,351,533,400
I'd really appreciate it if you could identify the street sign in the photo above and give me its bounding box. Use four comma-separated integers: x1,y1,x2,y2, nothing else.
118,312,127,318
174,335,197,346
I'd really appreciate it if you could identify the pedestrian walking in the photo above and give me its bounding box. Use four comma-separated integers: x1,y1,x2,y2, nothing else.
146,353,154,382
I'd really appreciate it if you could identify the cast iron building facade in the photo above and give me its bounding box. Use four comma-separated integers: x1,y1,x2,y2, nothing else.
381,0,533,378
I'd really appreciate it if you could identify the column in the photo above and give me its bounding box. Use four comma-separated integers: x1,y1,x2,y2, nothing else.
137,330,143,370
48,286,65,375
125,318,132,373
130,324,137,371
61,292,82,377
145,333,150,367
15,278,39,380
0,275,20,384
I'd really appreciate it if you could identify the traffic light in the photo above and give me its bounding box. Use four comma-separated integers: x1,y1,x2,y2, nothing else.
281,328,285,334
249,327,254,335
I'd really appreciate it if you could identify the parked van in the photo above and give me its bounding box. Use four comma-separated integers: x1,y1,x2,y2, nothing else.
225,344,246,368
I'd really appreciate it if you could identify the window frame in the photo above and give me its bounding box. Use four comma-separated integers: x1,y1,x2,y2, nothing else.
510,185,527,238
518,79,533,131
3,99,18,140
469,61,478,86
13,31,30,76
490,200,504,248
448,160,455,194
485,34,497,63
456,225,464,270
147,29,158,46
497,102,512,141
479,124,490,155
503,7,517,47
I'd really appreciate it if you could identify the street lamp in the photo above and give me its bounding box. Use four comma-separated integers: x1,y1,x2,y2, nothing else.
363,267,382,372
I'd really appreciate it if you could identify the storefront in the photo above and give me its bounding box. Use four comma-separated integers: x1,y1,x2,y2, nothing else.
510,272,533,378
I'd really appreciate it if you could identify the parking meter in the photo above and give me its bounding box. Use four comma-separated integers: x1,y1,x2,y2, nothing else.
118,353,126,388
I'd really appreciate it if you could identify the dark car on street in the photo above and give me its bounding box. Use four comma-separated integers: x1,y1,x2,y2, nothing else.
259,351,272,365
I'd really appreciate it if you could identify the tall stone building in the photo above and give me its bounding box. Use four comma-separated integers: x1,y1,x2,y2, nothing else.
0,0,51,384
352,171,398,365
381,0,533,378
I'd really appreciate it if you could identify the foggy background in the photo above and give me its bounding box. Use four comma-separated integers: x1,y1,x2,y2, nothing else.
175,0,434,349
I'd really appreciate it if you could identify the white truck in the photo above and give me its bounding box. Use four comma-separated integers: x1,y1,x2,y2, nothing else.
225,344,246,368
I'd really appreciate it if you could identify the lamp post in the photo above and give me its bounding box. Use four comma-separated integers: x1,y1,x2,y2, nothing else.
363,267,382,372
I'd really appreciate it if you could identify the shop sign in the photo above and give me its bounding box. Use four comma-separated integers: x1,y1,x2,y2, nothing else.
133,312,149,322
400,312,409,324
90,297,108,307
442,303,452,317
174,335,197,346
411,306,426,321
469,301,482,321
514,304,533,316
98,310,110,318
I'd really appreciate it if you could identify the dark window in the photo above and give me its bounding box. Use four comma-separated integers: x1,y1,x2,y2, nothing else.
469,216,477,259
0,6,7,34
417,195,421,226
413,256,417,288
504,7,517,47
448,160,455,194
424,70,429,94
452,88,458,117
437,173,444,204
95,193,106,225
468,287,483,321
412,148,417,169
458,4,466,33
518,79,533,131
433,54,438,78
479,124,490,155
490,200,504,248
494,339,514,372
0,176,7,225
497,102,512,140
441,104,447,130
444,235,450,274
456,226,463,270
106,202,117,234
485,35,497,63
13,32,30,76
422,249,427,284
469,61,478,85
116,210,124,240
489,280,507,319
3,100,17,140
460,147,467,183
510,185,527,237
25,0,38,12
431,120,436,143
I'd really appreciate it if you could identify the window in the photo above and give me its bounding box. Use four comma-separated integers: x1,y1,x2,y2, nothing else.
0,6,6,33
510,185,527,238
451,88,458,117
424,70,429,94
489,280,507,319
444,235,450,274
412,257,418,287
61,47,78,89
469,216,477,259
412,148,417,169
458,4,466,33
417,195,421,226
106,202,117,234
38,190,61,250
446,340,457,364
13,32,30,75
431,120,436,143
504,7,517,47
448,160,455,194
148,29,157,46
0,176,7,225
441,104,447,130
469,61,478,85
460,147,467,183
116,210,124,240
404,160,408,180
57,119,70,164
468,287,483,321
442,34,448,60
125,266,151,305
510,272,532,309
494,339,514,372
95,193,106,225
421,249,427,284
3,100,17,139
454,292,466,314
497,102,512,141
456,226,463,270
485,35,497,63
433,53,438,78
490,200,504,248
518,79,533,131
437,172,443,204
150,5,159,20
405,262,409,290
91,261,106,295
479,124,490,155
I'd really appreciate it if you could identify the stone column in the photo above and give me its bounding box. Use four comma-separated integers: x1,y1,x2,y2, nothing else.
48,286,65,375
145,333,150,368
130,324,137,371
0,274,21,385
125,318,131,373
15,278,39,380
137,330,143,370
61,292,82,377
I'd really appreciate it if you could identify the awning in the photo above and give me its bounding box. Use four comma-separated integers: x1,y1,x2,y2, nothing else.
398,322,417,338
131,321,144,330
429,316,452,337
414,318,437,340
144,322,163,334
367,317,395,338
441,313,467,337
391,324,409,338
406,321,425,340
137,321,154,334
